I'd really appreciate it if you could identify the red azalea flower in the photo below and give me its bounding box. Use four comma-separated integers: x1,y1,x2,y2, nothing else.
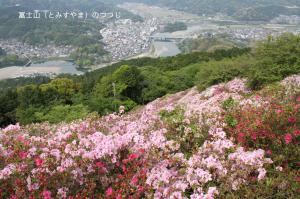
128,153,139,160
296,96,300,102
294,130,300,136
122,159,130,164
105,187,113,196
18,151,28,159
288,117,297,123
35,158,44,167
122,165,127,173
95,161,105,168
237,132,245,143
266,150,272,155
139,149,145,154
251,133,257,140
284,133,293,144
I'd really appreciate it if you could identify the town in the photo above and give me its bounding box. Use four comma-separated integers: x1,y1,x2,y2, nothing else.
100,18,159,61
206,26,292,40
0,39,75,59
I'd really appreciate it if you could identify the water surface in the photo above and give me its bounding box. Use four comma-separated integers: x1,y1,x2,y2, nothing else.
0,60,83,80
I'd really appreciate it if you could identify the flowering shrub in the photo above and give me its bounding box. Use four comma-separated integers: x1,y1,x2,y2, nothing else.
146,128,272,198
222,80,300,197
224,86,300,169
1,77,300,198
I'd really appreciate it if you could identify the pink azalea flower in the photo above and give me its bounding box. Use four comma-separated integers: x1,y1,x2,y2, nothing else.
105,187,113,196
297,96,300,102
41,190,52,199
257,168,266,181
116,194,122,199
131,176,139,186
276,109,283,114
255,95,261,100
275,166,283,171
284,133,293,144
16,135,25,142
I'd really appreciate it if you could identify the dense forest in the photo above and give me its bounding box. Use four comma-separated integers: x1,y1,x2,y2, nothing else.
70,44,110,66
0,47,27,68
0,33,299,128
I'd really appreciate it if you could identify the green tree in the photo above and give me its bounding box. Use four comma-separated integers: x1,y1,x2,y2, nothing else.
40,78,78,103
0,89,18,127
248,33,300,89
112,65,145,102
17,85,42,109
91,65,144,114
16,106,42,125
35,104,89,123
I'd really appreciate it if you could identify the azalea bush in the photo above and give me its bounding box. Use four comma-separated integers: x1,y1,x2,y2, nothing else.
159,107,210,156
222,76,300,197
0,76,300,198
224,83,300,169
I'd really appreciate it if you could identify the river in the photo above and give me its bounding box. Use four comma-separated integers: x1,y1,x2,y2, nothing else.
152,41,181,57
0,60,83,80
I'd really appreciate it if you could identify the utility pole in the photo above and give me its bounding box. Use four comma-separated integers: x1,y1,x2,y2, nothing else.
112,82,116,111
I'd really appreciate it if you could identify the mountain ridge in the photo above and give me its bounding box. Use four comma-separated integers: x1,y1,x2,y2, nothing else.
111,0,300,21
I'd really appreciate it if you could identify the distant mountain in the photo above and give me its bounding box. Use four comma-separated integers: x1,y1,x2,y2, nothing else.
0,0,116,10
0,0,141,19
0,0,141,46
114,0,300,21
0,1,103,46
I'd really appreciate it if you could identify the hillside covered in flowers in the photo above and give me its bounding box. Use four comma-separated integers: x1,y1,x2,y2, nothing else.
1,74,299,198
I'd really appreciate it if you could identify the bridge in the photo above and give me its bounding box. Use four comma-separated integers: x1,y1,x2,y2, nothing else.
148,34,187,42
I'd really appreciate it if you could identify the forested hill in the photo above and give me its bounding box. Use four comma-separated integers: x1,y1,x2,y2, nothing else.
0,0,141,46
114,0,300,21
0,33,300,128
0,0,138,13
